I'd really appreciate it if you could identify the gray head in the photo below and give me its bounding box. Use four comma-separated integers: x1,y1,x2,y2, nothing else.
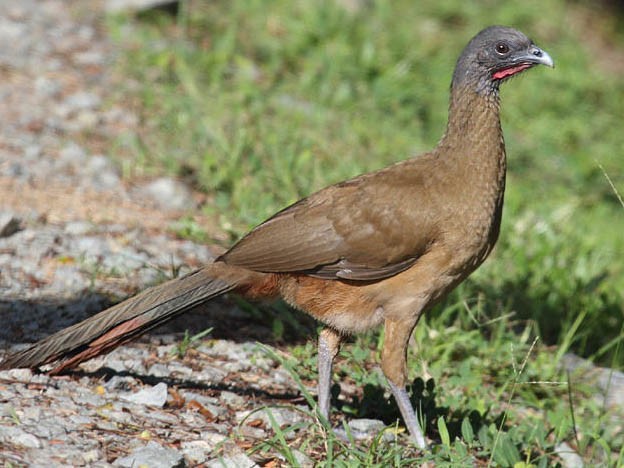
452,26,554,95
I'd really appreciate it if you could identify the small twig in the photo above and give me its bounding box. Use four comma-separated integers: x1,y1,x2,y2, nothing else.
596,161,624,208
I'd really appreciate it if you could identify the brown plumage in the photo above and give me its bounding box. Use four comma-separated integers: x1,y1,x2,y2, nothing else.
1,26,553,449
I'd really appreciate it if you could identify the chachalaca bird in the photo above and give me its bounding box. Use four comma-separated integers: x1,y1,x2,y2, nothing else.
0,26,553,449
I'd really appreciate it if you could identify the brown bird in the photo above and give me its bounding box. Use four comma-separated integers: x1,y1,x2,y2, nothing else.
1,26,553,448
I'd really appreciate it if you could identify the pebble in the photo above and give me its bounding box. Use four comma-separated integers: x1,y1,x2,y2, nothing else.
0,427,42,449
13,431,42,449
72,391,106,407
82,449,102,464
148,362,173,377
207,452,260,468
333,418,393,441
140,177,195,211
121,382,169,407
180,440,213,464
87,154,121,190
292,449,315,468
106,0,179,14
0,212,21,237
220,390,246,408
554,442,584,468
34,76,62,97
62,91,101,113
64,220,94,236
235,406,307,430
196,364,228,382
2,368,33,381
561,353,624,408
104,375,139,391
202,431,228,447
114,441,185,468
59,142,87,165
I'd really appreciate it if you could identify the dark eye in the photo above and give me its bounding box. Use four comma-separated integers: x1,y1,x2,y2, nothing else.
495,42,510,55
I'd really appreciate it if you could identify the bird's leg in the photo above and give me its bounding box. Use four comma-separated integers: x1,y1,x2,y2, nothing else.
382,317,427,449
317,327,342,421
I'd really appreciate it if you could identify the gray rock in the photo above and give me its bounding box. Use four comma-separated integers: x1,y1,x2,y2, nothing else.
106,0,179,14
196,365,228,383
596,367,624,409
34,419,71,439
206,452,259,468
237,425,266,439
4,161,25,177
181,391,223,417
74,235,112,259
561,353,624,410
292,449,314,468
63,91,101,113
114,441,185,468
13,431,42,449
0,212,21,237
69,414,93,426
21,406,42,422
64,110,100,132
235,407,307,430
0,427,41,449
0,368,33,381
555,442,584,468
73,50,105,66
101,248,149,272
103,409,134,425
348,418,386,434
148,362,172,377
34,76,62,97
121,382,168,407
200,431,228,448
140,177,194,211
145,410,180,426
51,265,89,295
333,418,389,441
82,449,102,464
220,391,245,409
167,362,194,377
64,220,94,235
180,440,212,465
59,142,87,165
87,155,121,190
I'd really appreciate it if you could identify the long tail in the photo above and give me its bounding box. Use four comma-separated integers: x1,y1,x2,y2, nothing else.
0,263,252,374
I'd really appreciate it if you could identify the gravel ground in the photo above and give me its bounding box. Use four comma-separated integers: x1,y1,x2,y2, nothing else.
0,1,317,465
0,2,622,466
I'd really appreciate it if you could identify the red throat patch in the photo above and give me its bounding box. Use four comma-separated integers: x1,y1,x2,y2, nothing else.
492,63,532,80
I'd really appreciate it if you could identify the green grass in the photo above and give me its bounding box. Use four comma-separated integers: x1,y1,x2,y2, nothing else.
105,0,623,464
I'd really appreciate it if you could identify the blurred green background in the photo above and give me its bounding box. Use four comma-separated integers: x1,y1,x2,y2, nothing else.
108,0,623,369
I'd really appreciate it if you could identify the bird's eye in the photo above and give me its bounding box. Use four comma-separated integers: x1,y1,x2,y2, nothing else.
495,42,510,55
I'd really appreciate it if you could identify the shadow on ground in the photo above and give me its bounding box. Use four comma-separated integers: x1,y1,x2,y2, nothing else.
0,293,317,348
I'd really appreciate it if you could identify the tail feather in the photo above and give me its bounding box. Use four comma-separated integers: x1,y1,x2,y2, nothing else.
0,267,238,372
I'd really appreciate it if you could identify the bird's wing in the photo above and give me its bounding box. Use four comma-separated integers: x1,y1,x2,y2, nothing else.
220,160,438,281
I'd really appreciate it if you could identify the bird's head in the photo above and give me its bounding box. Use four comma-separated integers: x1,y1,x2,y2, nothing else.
452,25,554,95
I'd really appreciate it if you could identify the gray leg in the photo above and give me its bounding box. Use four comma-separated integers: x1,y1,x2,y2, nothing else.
382,317,427,449
387,379,427,449
317,328,341,421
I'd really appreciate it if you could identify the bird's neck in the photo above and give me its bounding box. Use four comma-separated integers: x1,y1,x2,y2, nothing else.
434,84,507,259
437,84,506,185
440,84,503,154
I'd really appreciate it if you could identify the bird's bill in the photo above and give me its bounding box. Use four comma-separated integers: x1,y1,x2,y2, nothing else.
522,45,555,68
492,45,554,80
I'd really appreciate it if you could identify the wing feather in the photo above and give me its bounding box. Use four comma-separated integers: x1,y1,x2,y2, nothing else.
220,159,437,281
